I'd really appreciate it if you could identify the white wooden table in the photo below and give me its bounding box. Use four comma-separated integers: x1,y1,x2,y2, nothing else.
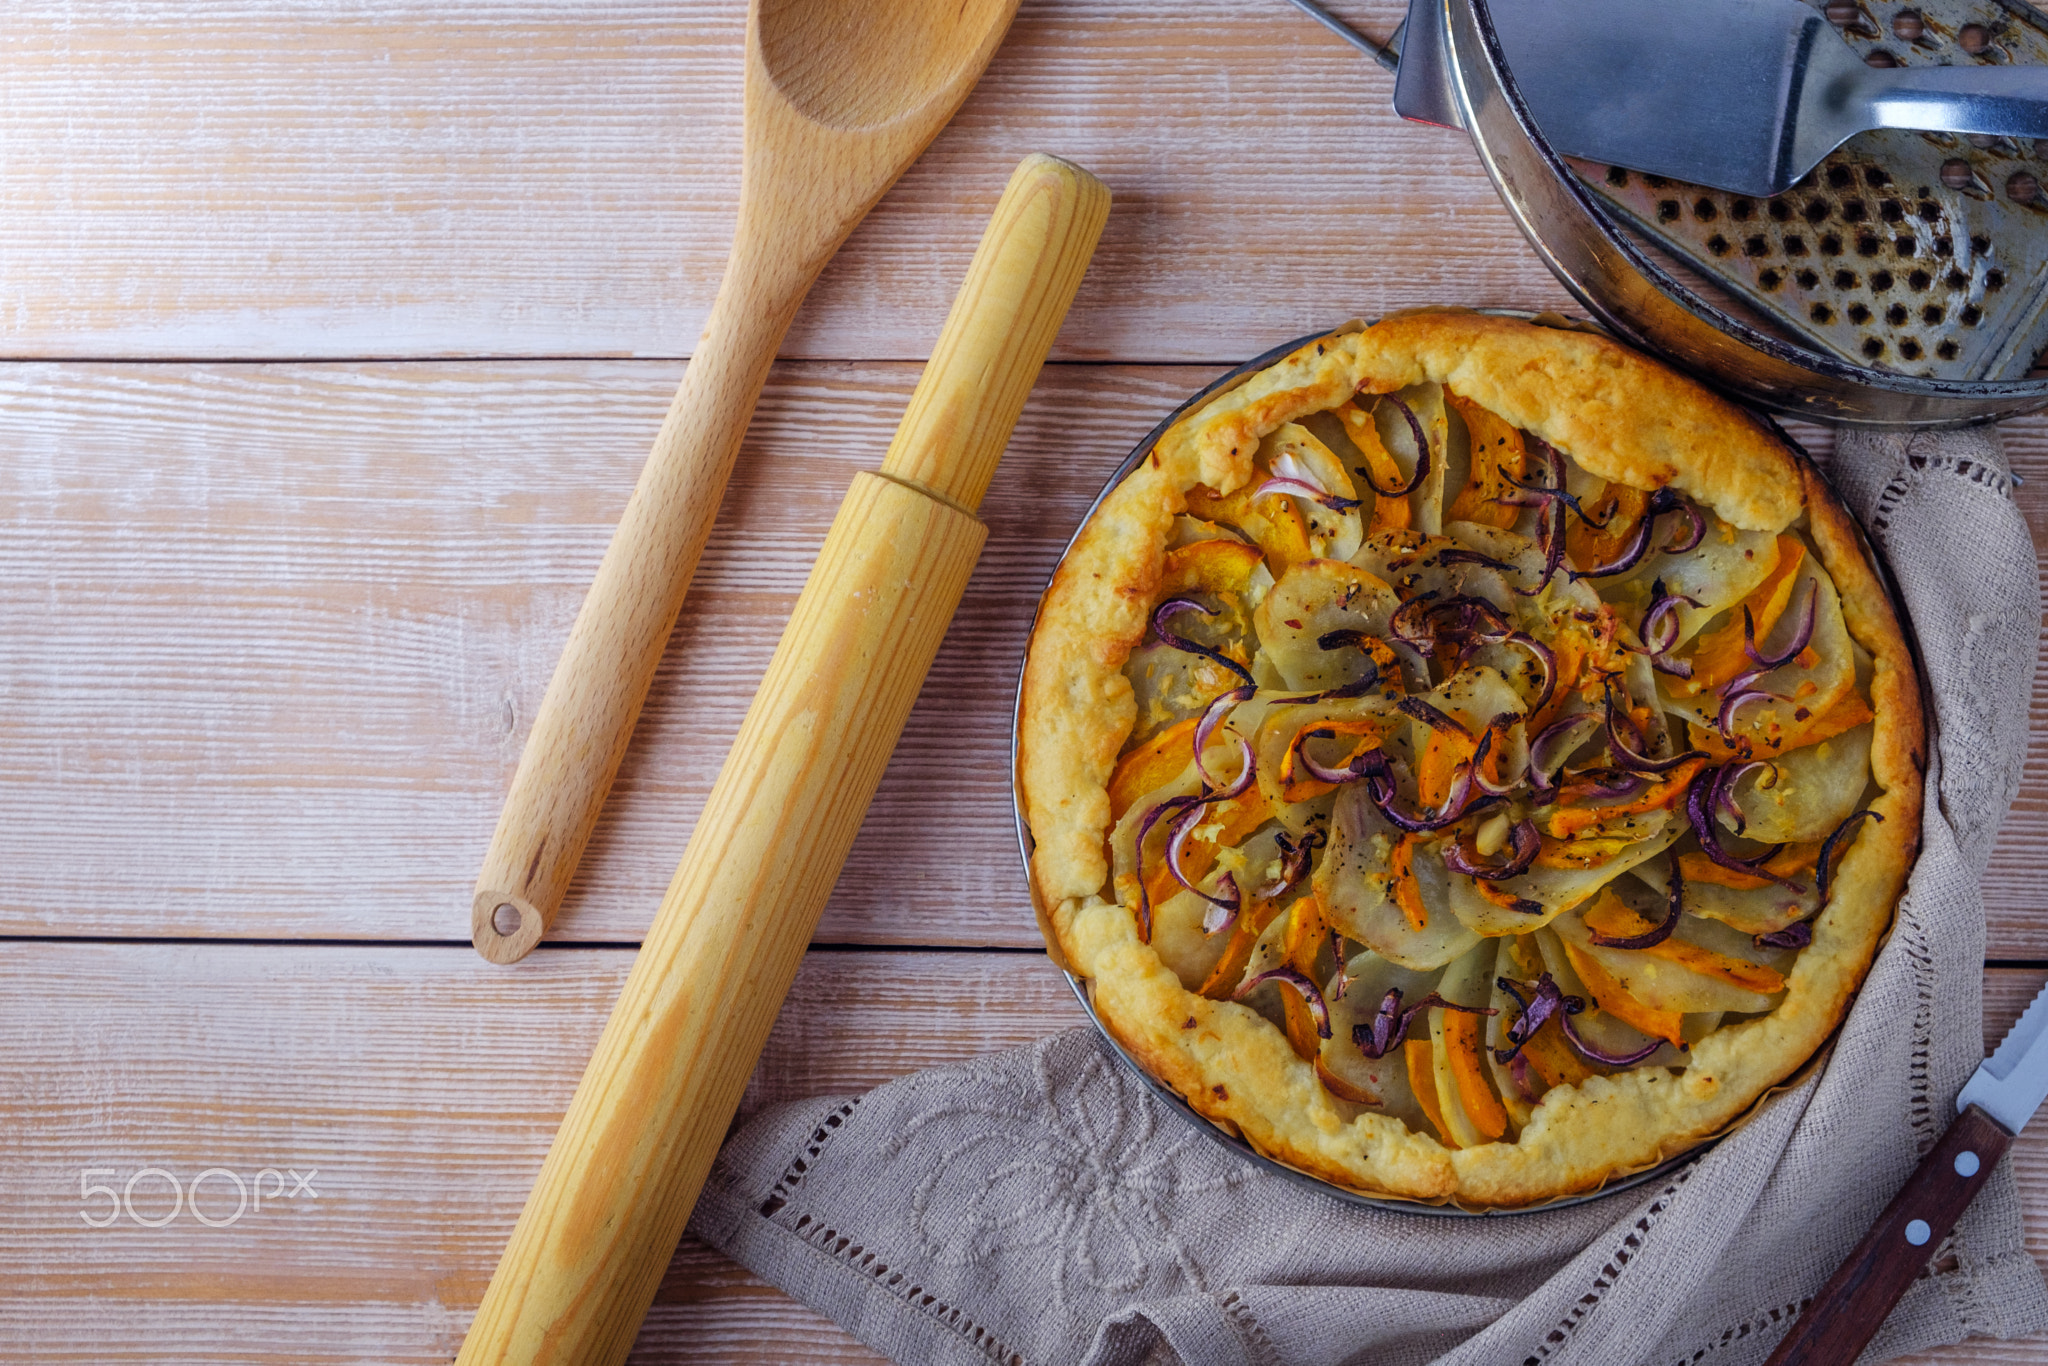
2,3,2043,1361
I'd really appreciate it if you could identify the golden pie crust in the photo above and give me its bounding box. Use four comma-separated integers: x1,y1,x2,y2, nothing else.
1018,311,1924,1208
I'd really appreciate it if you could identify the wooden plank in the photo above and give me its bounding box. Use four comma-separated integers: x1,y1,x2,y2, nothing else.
0,942,2037,1364
0,362,2043,951
0,0,1569,362
0,943,1077,1364
0,358,1165,945
1957,418,2048,959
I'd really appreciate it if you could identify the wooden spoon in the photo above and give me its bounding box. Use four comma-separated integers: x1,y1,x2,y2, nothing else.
471,0,1021,964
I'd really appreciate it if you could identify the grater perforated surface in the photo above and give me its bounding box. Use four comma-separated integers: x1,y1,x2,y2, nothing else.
1570,0,2048,381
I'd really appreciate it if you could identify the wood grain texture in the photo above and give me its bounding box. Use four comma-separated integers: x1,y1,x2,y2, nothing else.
0,361,2041,951
0,944,1077,1364
0,0,1569,363
468,0,1024,964
0,943,2035,1365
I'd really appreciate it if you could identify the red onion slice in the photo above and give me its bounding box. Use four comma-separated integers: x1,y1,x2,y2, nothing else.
1272,629,1386,705
1437,548,1521,576
1192,685,1255,783
1715,684,1783,742
1502,439,1606,596
1152,596,1256,690
1579,487,1702,578
1640,584,1687,654
1499,632,1557,713
1660,497,1706,553
1256,828,1325,900
1579,503,1657,578
1397,696,1473,738
1369,752,1502,833
1744,580,1820,672
1602,683,1705,775
1444,817,1541,880
1260,453,1362,511
1132,735,1259,940
1434,594,1516,638
1683,765,1802,889
1514,497,1570,598
1254,476,1361,513
1711,759,1775,834
1560,1010,1664,1067
1528,712,1601,793
1200,895,1240,936
1235,966,1332,1039
1754,922,1812,950
1357,396,1432,498
1587,861,1685,949
1470,722,1525,797
1352,986,1494,1059
1561,767,1651,802
1816,808,1884,906
1390,591,1442,651
1628,578,1704,679
1492,972,1576,1063
1298,736,1388,786
1165,801,1241,931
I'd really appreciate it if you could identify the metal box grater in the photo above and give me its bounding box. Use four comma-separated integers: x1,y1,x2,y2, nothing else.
1572,0,2048,382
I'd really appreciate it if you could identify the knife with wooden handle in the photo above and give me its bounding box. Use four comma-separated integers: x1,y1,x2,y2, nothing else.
1764,980,2048,1364
455,153,1109,1366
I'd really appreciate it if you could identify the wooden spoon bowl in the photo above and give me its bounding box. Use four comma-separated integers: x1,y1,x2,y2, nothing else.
760,0,1016,128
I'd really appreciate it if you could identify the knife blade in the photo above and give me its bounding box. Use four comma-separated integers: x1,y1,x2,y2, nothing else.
1957,975,2048,1134
1763,976,2048,1365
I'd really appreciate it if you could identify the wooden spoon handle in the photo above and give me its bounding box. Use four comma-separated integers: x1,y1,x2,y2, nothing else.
455,154,1108,1366
470,225,822,964
1762,1104,2013,1366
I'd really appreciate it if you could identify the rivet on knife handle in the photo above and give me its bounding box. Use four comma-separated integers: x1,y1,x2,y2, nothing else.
1762,1104,2012,1365
455,154,1109,1366
469,0,1020,965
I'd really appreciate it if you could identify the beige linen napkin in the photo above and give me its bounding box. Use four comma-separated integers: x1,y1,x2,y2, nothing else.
687,426,2048,1366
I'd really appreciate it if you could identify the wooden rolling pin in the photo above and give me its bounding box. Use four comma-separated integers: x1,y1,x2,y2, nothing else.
455,153,1110,1366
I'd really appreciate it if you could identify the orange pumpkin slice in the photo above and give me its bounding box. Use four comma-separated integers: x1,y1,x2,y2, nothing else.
1560,935,1688,1047
1542,757,1706,841
1565,481,1649,571
1404,1037,1454,1145
1108,717,1199,821
1443,1009,1509,1141
1678,842,1820,892
1675,535,1802,697
1582,892,1787,997
1159,536,1264,600
1444,394,1527,530
1277,720,1383,804
1333,400,1414,531
1186,473,1313,577
1197,896,1287,999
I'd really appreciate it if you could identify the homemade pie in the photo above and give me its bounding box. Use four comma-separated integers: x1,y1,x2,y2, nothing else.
1018,311,1924,1208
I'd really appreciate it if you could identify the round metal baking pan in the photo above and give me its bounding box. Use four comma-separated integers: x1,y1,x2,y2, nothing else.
1007,324,1713,1215
1443,0,2048,427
